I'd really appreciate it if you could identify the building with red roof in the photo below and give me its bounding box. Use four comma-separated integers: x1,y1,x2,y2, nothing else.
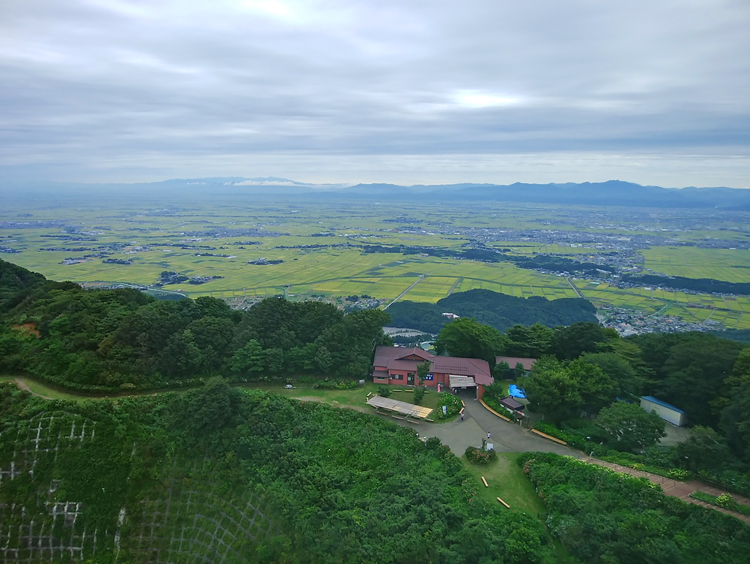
372,346,493,399
495,356,537,371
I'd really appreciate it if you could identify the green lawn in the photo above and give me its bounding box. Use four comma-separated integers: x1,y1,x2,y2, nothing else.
239,381,379,408
241,382,440,418
461,453,573,561
461,452,545,517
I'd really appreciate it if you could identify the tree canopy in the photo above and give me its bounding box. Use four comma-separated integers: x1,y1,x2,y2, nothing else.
596,401,666,452
0,260,391,391
524,357,618,421
519,452,750,564
434,317,505,365
387,289,597,334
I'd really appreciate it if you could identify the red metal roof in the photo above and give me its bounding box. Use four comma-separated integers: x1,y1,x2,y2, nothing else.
394,348,433,361
495,356,537,371
374,346,435,366
386,359,422,371
373,346,492,386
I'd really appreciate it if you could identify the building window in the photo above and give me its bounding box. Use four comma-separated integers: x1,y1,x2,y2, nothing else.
391,373,403,380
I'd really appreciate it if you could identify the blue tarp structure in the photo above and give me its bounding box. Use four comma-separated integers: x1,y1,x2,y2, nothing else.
509,384,526,399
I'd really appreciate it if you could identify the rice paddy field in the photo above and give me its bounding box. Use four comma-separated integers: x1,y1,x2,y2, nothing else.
2,198,750,328
642,246,750,283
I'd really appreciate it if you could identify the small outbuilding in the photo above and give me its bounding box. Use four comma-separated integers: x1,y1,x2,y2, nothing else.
498,396,525,413
640,396,686,427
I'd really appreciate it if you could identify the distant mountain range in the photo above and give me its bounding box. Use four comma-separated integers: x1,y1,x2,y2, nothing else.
3,177,750,209
342,180,750,209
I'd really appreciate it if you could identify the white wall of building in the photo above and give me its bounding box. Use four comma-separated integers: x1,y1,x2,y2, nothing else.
640,398,686,426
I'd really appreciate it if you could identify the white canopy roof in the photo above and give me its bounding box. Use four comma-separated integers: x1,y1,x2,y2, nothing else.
449,375,476,388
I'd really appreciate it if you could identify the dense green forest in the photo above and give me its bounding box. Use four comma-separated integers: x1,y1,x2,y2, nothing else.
518,452,750,563
0,259,390,391
501,323,750,495
361,244,615,276
0,382,560,563
622,273,750,295
387,289,598,333
711,328,750,344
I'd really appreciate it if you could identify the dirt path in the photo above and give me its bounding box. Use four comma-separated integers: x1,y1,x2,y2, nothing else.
13,377,53,400
587,458,750,524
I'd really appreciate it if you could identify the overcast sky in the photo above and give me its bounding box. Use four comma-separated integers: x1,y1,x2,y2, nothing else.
1,0,748,187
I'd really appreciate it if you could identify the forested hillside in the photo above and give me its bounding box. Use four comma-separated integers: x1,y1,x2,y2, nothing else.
0,258,46,312
482,320,750,497
0,259,390,392
623,273,750,295
518,452,750,563
0,382,559,563
387,289,597,333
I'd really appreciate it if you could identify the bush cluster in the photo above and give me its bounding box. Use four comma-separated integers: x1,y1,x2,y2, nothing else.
534,422,610,457
464,446,497,464
377,385,391,398
412,386,425,404
517,452,750,563
312,379,360,390
437,392,463,419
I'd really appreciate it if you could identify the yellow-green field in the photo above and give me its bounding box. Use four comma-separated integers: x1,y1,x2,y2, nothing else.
2,201,750,328
642,247,750,283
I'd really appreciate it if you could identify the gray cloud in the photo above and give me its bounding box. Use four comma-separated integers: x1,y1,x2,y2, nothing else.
0,0,748,186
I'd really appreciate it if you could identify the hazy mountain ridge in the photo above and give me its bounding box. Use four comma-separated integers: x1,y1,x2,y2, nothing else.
346,180,750,208
2,177,749,208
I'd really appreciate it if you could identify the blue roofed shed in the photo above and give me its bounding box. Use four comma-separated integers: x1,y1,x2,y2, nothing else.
640,396,686,427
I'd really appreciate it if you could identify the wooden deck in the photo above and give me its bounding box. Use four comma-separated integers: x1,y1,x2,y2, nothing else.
367,396,433,419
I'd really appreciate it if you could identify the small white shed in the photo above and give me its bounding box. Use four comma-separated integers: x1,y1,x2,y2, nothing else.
640,396,686,427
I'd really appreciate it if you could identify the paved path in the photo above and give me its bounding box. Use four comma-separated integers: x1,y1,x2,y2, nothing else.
384,390,583,459
381,392,750,524
384,275,425,309
566,276,583,298
588,458,750,524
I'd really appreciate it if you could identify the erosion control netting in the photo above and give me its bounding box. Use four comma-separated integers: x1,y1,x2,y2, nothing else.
0,411,275,563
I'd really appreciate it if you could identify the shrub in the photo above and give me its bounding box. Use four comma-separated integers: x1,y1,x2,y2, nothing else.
465,446,497,464
666,468,690,480
437,392,462,419
716,493,739,510
313,379,359,390
413,387,425,404
516,452,750,563
378,386,391,398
